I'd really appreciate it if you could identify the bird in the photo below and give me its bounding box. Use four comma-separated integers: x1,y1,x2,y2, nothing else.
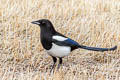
31,19,117,71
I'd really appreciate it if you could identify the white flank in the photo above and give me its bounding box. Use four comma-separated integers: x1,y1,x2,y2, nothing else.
53,35,67,41
47,43,71,57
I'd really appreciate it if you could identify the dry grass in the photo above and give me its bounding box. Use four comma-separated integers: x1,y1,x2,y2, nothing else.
0,0,120,80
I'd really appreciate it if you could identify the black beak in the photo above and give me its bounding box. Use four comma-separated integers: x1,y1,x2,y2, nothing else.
31,20,40,25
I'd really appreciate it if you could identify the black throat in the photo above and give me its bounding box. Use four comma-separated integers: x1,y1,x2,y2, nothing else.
40,26,56,50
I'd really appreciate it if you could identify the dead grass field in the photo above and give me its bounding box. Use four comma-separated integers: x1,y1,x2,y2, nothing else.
0,0,120,80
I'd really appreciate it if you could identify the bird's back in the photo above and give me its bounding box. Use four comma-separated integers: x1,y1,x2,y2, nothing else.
53,32,80,51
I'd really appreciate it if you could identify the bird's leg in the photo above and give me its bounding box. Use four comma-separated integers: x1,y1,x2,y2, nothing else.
50,56,57,72
57,58,62,69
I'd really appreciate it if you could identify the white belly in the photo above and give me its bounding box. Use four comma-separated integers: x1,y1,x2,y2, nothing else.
47,43,71,57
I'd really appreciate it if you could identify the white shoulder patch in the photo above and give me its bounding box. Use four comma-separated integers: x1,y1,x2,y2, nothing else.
53,35,67,41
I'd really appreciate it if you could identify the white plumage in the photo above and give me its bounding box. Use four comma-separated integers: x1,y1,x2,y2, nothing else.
46,35,70,57
53,35,67,41
47,43,71,57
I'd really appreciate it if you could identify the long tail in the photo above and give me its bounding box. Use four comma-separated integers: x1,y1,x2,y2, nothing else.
78,45,117,52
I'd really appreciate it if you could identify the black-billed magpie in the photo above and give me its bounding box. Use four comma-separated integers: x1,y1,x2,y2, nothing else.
31,19,117,70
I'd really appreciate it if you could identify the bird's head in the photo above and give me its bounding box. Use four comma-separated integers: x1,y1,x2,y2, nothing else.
31,19,56,33
31,19,53,27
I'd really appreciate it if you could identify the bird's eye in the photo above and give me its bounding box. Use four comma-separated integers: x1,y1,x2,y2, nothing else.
41,21,45,24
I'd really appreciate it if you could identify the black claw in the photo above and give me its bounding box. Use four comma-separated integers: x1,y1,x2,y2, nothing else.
57,58,62,69
50,64,56,73
50,56,57,73
57,64,62,69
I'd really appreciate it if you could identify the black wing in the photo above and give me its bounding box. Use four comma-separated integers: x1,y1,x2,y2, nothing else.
52,37,117,52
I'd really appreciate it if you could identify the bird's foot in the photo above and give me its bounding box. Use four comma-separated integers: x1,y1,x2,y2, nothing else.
50,64,56,73
57,64,62,70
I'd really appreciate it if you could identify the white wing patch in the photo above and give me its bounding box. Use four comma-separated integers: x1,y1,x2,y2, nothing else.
53,35,67,41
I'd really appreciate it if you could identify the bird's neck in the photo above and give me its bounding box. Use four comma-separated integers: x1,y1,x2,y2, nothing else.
40,29,55,50
41,26,56,35
40,28,56,41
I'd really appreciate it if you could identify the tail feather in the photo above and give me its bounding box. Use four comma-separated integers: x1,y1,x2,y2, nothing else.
78,45,117,52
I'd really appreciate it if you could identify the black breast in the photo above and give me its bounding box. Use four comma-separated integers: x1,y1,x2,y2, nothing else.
40,33,53,50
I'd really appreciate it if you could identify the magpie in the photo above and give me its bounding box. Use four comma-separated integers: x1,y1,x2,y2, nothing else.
31,19,117,71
